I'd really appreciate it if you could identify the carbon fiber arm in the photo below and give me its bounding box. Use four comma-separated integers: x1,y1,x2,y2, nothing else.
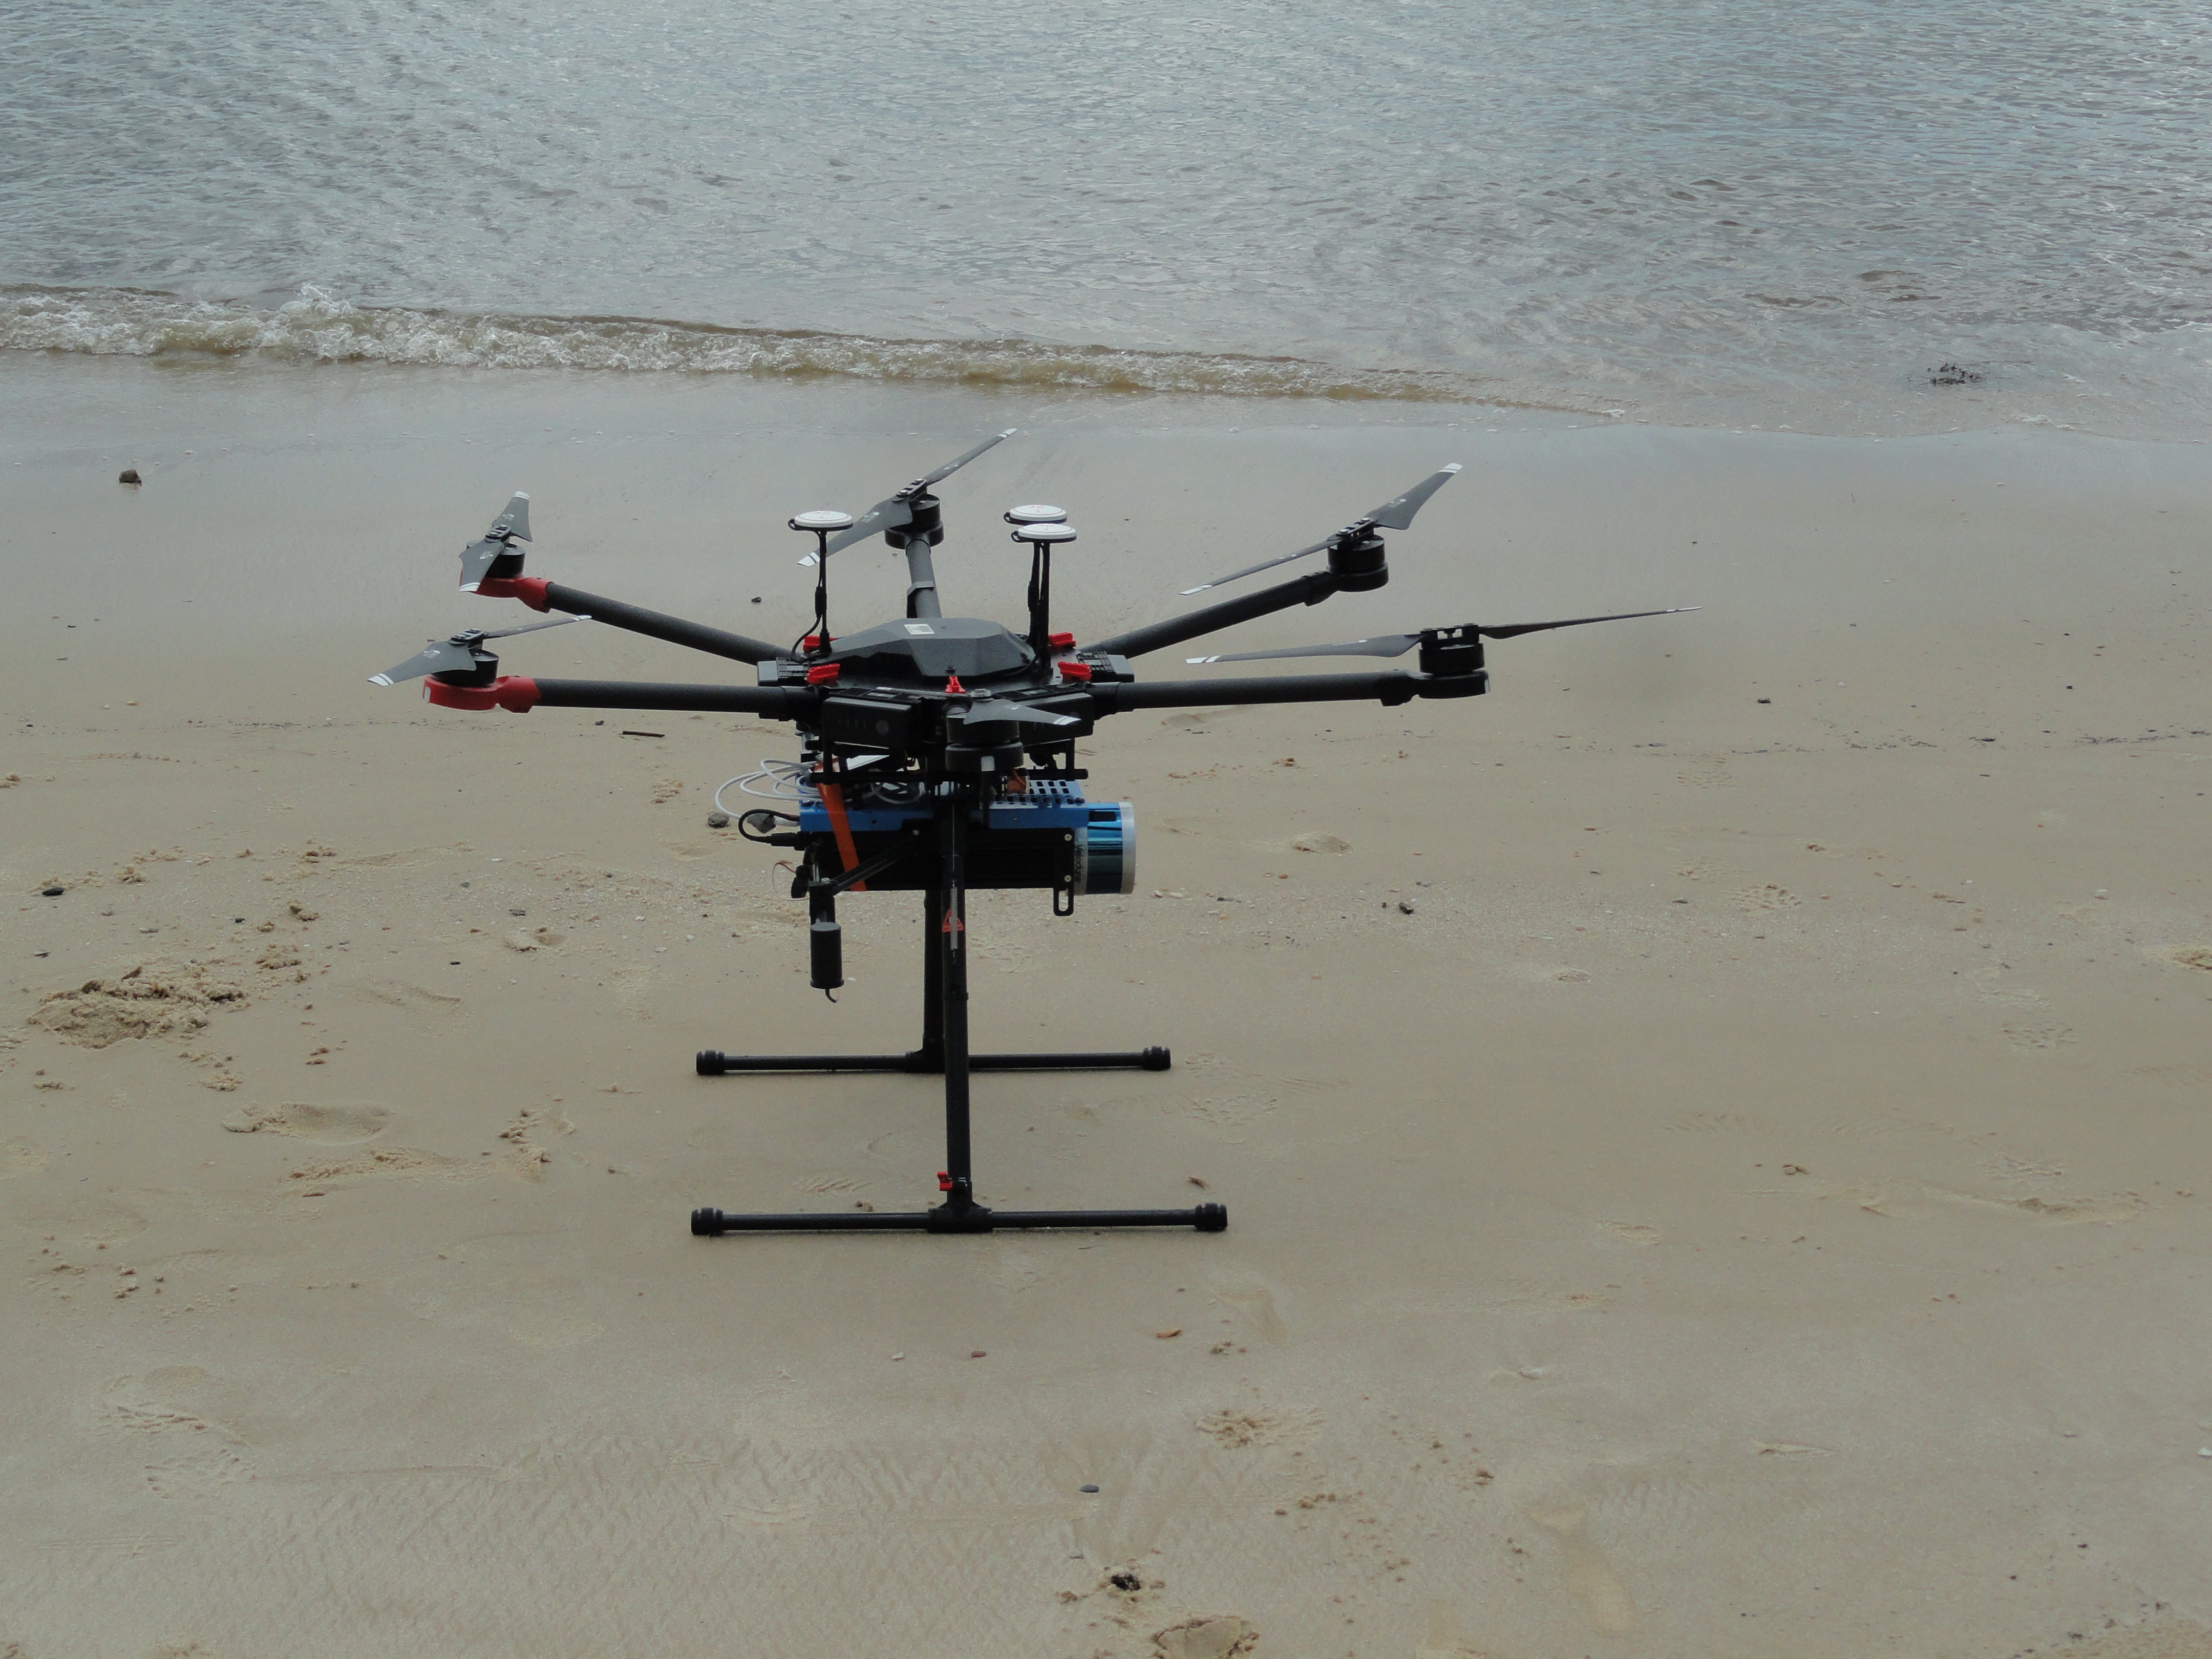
526,679,813,715
1085,669,1483,713
1085,569,1352,661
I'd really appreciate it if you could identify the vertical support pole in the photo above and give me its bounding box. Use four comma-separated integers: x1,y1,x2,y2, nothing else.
1026,546,1047,658
939,786,973,1200
904,541,944,619
919,883,945,1068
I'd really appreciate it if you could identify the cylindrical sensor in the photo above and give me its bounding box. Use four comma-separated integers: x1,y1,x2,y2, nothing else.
810,918,844,990
1077,801,1137,896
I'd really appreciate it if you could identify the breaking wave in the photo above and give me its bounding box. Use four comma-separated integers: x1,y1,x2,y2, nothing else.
0,284,1486,404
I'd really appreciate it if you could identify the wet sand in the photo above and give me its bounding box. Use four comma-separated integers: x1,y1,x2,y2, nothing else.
3,357,2210,1658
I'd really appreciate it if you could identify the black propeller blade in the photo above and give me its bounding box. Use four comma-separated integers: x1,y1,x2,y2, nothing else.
457,491,533,592
369,615,584,686
1184,607,1698,665
801,431,1018,565
1180,464,1461,595
1475,606,1699,640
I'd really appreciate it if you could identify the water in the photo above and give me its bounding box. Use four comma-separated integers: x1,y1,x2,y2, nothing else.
5,0,2210,435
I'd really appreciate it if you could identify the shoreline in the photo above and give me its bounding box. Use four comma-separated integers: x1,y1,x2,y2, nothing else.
10,289,2212,446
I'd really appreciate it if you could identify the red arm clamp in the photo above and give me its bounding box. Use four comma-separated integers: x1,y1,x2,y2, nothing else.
424,676,542,713
471,576,552,612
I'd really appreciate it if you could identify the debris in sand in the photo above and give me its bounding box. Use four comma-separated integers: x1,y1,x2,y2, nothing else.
1197,1405,1318,1448
1156,1327,1182,1339
1290,833,1349,854
118,467,140,484
31,966,246,1047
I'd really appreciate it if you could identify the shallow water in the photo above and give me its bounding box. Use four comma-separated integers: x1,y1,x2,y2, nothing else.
5,0,2210,435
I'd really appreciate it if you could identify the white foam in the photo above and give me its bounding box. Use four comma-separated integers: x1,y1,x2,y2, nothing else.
0,284,1490,405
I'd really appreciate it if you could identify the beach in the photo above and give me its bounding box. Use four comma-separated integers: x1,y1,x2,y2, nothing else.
3,355,2209,1655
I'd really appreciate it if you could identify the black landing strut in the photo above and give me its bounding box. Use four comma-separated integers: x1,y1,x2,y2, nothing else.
690,785,1223,1236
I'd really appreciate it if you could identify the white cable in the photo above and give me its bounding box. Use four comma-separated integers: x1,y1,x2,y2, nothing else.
714,759,811,817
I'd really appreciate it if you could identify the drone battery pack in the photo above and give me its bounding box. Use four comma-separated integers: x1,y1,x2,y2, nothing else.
798,778,1135,897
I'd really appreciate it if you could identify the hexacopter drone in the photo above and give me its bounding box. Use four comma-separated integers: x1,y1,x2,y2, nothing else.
374,432,1691,1238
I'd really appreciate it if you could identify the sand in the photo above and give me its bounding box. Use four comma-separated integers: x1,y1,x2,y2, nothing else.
3,356,2210,1658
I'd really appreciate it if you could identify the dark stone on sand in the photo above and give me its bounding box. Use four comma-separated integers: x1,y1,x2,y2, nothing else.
1930,362,1983,387
1079,1484,1100,1494
118,468,141,484
41,886,65,897
1109,1571,1141,1591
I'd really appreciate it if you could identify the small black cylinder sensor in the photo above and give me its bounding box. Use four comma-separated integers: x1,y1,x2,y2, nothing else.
810,917,844,990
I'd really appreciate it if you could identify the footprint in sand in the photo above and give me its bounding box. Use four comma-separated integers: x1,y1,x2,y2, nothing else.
1666,1110,1758,1133
2002,1022,2078,1052
1730,883,1801,911
1186,1095,1279,1141
101,1366,259,1483
1416,1607,1507,1659
1151,1615,1257,1659
1598,1221,1661,1246
283,1145,460,1187
1523,1503,1637,1635
4,1137,51,1178
1211,1278,1288,1342
221,1102,390,1143
1196,1405,1321,1449
349,978,464,1012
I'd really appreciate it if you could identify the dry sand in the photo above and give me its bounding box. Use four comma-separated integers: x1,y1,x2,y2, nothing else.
3,357,2210,1658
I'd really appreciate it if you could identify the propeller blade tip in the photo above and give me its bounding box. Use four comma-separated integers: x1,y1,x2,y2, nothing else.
1178,584,1210,597
368,674,394,687
1443,462,1463,472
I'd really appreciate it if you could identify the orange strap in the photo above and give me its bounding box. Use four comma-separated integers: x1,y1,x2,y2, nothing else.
818,781,866,894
